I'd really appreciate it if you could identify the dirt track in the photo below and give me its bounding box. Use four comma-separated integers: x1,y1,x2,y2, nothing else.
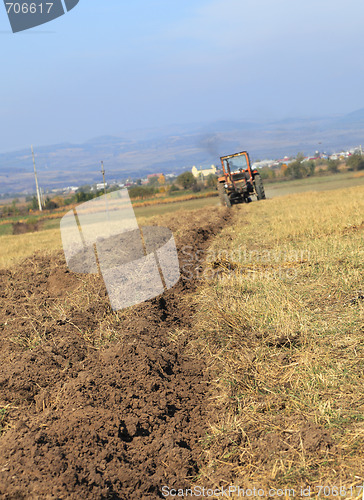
0,207,229,499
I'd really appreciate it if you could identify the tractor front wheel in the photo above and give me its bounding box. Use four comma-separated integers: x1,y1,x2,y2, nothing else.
224,193,232,207
218,182,231,207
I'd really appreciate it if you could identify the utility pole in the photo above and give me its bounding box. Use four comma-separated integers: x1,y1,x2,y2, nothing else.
101,161,107,196
31,145,42,211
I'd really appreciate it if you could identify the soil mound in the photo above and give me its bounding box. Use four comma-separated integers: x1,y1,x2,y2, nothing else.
0,207,229,499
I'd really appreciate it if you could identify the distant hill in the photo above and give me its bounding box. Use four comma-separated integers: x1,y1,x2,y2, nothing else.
1,109,364,193
334,107,364,126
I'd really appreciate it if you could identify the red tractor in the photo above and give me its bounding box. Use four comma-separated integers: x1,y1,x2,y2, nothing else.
217,151,266,207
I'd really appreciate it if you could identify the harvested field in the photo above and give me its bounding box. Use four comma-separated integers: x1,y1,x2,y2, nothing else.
0,197,221,269
1,185,364,498
0,207,229,499
191,186,364,492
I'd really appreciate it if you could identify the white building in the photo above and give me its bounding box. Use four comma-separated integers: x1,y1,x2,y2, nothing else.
191,164,217,178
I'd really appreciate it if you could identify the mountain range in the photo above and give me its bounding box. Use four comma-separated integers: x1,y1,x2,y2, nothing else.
1,109,364,193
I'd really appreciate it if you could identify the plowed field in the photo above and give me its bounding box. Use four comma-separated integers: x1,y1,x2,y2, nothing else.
0,207,229,499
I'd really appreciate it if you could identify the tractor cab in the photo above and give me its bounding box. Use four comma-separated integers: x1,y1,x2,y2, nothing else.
219,151,254,191
222,152,252,180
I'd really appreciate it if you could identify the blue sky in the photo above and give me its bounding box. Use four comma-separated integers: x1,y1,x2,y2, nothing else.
1,0,364,152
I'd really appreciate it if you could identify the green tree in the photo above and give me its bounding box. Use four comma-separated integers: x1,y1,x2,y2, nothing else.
347,154,364,171
327,159,339,173
285,160,303,179
177,171,196,189
30,196,38,210
44,197,58,210
148,176,159,186
307,161,315,176
76,191,94,203
258,167,276,180
285,153,314,179
192,182,203,192
128,186,156,199
11,200,19,215
206,173,217,188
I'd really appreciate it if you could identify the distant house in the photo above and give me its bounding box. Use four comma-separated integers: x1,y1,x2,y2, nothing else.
191,165,217,178
63,186,79,193
302,157,316,162
252,160,276,169
147,173,163,179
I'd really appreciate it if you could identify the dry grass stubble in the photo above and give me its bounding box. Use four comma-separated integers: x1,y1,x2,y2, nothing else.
187,186,364,492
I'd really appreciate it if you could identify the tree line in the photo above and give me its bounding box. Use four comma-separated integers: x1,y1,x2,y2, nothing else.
258,153,364,181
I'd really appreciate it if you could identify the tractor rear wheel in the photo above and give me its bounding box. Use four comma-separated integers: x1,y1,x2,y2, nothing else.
254,174,266,200
218,182,231,207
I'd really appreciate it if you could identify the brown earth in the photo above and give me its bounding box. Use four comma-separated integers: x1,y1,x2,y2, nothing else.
12,221,42,235
0,207,229,499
